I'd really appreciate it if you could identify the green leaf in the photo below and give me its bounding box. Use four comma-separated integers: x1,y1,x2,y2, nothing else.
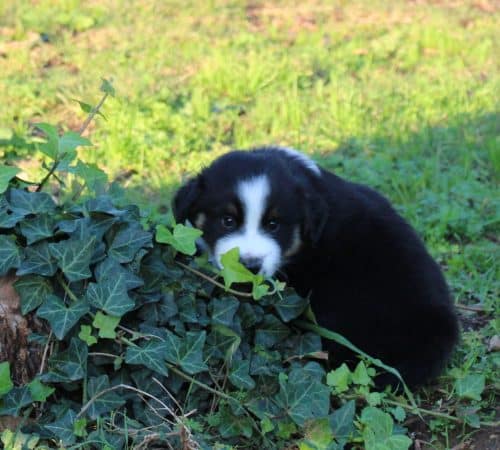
360,406,412,450
219,247,255,288
0,386,32,415
19,214,54,245
0,198,25,228
28,378,55,402
274,370,330,426
16,274,53,315
109,222,152,263
16,241,57,277
255,314,290,348
352,361,372,386
0,165,20,194
1,429,40,449
0,362,13,397
74,98,107,120
274,293,309,322
210,297,240,327
36,123,59,159
74,417,88,437
44,410,78,445
125,340,169,376
49,237,96,281
8,188,56,215
0,235,22,276
156,223,202,256
45,337,88,382
93,311,120,339
86,275,135,316
86,375,125,419
455,374,485,401
164,330,208,374
100,78,116,96
326,364,352,393
72,160,108,192
95,257,143,290
229,360,255,390
58,131,91,157
79,324,97,346
300,417,334,450
329,400,356,445
36,295,89,340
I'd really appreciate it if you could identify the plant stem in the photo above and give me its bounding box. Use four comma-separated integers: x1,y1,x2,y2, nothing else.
36,89,109,192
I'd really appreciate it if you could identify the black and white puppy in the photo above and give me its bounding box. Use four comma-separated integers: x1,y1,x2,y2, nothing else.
173,147,459,387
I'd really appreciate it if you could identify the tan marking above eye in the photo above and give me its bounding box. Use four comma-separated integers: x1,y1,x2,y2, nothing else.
284,226,302,257
194,213,206,228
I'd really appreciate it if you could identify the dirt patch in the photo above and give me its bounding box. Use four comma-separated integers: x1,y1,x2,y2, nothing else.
0,274,45,385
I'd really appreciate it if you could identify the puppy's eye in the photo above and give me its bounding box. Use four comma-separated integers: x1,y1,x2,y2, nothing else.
221,214,237,230
265,219,280,232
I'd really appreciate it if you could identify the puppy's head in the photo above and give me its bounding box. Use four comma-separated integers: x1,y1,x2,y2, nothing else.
173,148,328,276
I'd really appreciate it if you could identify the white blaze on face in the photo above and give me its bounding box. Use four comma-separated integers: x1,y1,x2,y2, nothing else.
213,175,282,276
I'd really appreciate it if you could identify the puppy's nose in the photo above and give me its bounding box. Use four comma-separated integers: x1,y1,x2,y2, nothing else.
240,256,263,274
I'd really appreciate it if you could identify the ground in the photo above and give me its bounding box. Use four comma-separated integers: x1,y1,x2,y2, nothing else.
0,1,498,448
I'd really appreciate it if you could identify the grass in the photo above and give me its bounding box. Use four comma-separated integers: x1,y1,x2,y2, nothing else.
0,0,498,447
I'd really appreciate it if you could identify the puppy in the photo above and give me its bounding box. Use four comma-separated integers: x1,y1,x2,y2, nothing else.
173,147,459,387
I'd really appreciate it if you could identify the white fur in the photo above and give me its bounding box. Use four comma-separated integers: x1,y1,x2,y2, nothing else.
213,175,281,276
278,147,321,176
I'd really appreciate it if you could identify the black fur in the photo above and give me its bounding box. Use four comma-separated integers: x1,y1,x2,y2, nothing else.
173,147,459,387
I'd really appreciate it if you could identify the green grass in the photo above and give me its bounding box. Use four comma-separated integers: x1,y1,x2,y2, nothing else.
1,0,499,447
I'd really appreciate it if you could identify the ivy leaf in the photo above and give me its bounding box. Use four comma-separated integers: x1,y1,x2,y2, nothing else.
329,400,356,446
109,222,153,263
79,324,97,346
0,199,25,228
16,241,57,277
229,360,255,390
93,311,120,339
45,337,88,382
95,257,144,290
86,275,135,316
86,375,125,419
28,378,55,402
72,160,108,192
14,275,53,315
100,78,116,97
19,214,54,245
8,188,56,215
164,330,208,374
255,314,290,348
274,293,309,322
49,237,96,281
352,361,372,386
37,295,89,340
210,297,240,327
455,374,485,401
274,371,330,426
36,123,59,159
44,410,78,446
219,247,255,288
0,386,32,415
125,340,169,376
58,131,92,158
73,98,107,120
156,223,202,256
0,362,13,397
326,364,352,393
0,235,22,276
359,407,411,450
0,166,20,194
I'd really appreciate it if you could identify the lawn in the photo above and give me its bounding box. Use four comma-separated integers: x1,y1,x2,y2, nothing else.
0,0,498,448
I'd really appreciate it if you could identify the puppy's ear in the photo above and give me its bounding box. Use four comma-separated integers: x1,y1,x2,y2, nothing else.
173,176,204,224
302,192,329,246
